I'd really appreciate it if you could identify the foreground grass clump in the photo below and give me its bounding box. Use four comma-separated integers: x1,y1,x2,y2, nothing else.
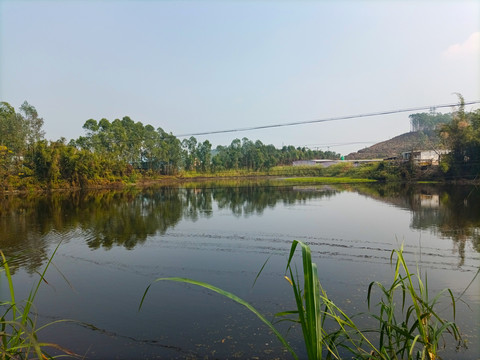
0,249,73,359
141,241,465,360
366,247,462,360
284,242,463,359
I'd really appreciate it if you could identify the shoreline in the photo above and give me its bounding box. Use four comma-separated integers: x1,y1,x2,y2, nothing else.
1,174,479,196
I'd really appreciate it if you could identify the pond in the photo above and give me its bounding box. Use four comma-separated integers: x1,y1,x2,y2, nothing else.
1,181,479,359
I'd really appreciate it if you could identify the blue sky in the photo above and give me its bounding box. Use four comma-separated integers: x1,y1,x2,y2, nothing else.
1,0,479,155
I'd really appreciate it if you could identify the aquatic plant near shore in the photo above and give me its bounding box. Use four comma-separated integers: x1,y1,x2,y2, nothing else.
0,247,74,359
140,241,465,360
366,246,463,360
275,240,380,359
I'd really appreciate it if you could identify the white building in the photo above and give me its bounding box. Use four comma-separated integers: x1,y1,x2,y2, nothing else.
401,150,450,166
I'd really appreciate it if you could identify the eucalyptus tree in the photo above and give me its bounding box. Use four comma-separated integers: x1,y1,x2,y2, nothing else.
0,101,45,155
196,140,212,172
0,102,23,153
409,112,452,132
181,136,198,171
263,143,278,169
241,138,255,169
0,101,47,187
19,101,45,150
119,116,145,165
228,138,242,169
142,124,162,170
211,145,228,172
158,128,182,174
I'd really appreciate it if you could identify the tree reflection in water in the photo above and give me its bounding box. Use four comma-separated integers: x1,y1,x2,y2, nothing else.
356,183,480,266
1,182,479,271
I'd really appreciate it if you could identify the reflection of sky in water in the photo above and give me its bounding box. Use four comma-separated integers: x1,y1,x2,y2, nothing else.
1,185,479,359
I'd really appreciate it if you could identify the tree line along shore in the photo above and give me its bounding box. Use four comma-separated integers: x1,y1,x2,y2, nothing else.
1,95,479,192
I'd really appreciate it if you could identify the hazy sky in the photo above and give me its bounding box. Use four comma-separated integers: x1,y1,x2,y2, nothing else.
1,0,479,155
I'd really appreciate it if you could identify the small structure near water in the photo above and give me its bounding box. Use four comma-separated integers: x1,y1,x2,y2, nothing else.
401,150,450,166
292,159,382,167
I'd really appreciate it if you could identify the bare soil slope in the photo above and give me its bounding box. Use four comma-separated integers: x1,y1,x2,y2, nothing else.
345,130,445,160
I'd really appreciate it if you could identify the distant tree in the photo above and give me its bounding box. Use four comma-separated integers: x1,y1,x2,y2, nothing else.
159,129,182,174
142,124,162,170
182,136,198,171
196,140,212,172
0,102,27,154
73,116,183,175
0,100,46,159
0,145,12,190
19,101,45,146
209,137,340,170
409,112,452,132
439,94,480,177
228,139,242,170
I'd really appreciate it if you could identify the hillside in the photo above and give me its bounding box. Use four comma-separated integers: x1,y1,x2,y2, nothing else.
345,130,446,160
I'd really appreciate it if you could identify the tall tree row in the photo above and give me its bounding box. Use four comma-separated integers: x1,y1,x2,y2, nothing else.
0,100,343,189
208,137,340,172
72,117,181,174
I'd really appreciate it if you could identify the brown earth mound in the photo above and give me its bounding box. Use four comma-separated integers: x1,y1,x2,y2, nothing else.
345,130,445,160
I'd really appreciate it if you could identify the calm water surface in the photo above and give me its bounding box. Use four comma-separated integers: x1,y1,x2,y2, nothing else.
1,182,479,359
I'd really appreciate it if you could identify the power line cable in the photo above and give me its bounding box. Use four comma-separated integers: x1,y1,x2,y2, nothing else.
301,141,377,148
176,100,480,137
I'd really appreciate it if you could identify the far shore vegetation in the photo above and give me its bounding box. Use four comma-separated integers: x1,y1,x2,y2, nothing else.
1,94,479,193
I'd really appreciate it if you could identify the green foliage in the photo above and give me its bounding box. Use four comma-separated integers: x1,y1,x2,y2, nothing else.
0,102,23,154
367,246,463,359
268,162,400,181
181,137,212,172
281,240,330,359
0,247,73,359
284,242,465,359
20,140,130,188
0,102,49,190
0,146,13,191
72,118,182,175
0,101,360,189
439,94,480,178
268,165,327,177
279,177,376,184
409,112,452,132
140,241,465,360
19,101,45,146
210,139,341,172
4,97,478,190
0,101,44,156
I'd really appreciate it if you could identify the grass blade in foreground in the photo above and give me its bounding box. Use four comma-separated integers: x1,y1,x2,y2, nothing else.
1,246,78,359
140,241,467,360
139,277,299,360
284,240,325,359
282,240,380,360
367,246,465,359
